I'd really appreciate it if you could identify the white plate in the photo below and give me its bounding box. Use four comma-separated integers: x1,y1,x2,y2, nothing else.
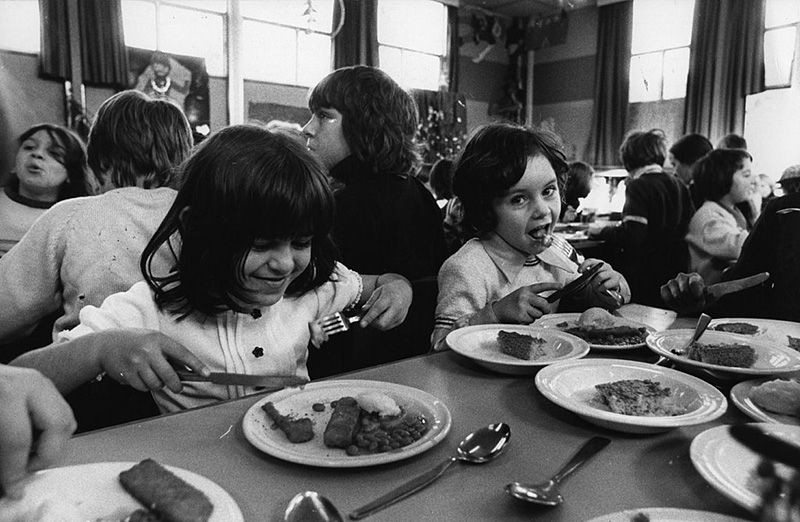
0,461,243,521
647,329,800,376
691,423,800,513
242,380,452,467
585,507,750,521
445,325,590,375
534,359,727,434
730,376,800,425
709,317,800,352
535,313,655,351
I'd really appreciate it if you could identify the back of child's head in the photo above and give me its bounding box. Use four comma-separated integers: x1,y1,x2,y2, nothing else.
452,122,568,237
429,158,455,200
669,133,713,165
141,124,337,317
692,148,752,202
619,129,667,172
565,161,594,197
308,65,420,177
17,123,90,200
717,133,748,150
87,90,193,190
780,164,800,194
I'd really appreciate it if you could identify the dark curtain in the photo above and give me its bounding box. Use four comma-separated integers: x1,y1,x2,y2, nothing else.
332,0,378,68
585,0,632,166
412,89,468,163
683,0,765,142
445,5,460,92
39,0,128,88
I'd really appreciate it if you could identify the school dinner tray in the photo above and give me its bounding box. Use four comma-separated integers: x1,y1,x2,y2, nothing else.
242,380,452,467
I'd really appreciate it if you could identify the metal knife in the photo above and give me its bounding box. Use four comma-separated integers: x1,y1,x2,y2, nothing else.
546,262,604,303
174,368,306,388
705,272,770,301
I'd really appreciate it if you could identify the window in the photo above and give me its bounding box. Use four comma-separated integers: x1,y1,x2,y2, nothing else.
764,0,800,88
378,0,447,90
240,0,334,87
0,0,40,53
629,0,695,103
122,0,226,76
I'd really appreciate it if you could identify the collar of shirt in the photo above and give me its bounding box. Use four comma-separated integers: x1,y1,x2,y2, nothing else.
630,164,663,180
481,232,577,283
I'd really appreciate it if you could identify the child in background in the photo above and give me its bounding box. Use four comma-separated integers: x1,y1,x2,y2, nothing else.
430,158,468,254
11,126,412,412
432,123,630,351
560,160,594,222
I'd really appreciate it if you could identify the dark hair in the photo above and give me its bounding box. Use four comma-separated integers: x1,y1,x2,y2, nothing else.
16,123,90,200
619,129,667,172
669,133,713,165
564,161,594,201
87,90,193,189
429,158,454,200
150,51,171,69
692,148,753,202
308,66,420,177
717,133,748,150
452,123,569,237
141,124,338,318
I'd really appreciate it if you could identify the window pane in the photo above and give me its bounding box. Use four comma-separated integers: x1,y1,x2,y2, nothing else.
765,0,800,29
242,20,296,84
122,1,156,49
629,52,663,103
379,46,402,85
159,5,225,75
378,0,446,55
631,0,695,54
241,0,334,33
764,26,796,87
401,50,442,90
662,47,690,99
163,0,227,13
0,0,40,53
297,31,331,86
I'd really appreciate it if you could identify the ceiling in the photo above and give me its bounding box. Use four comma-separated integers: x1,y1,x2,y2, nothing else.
459,0,596,18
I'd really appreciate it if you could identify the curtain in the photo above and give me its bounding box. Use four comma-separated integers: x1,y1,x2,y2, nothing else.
585,0,632,166
445,5,460,92
683,0,765,142
332,0,378,68
39,0,128,88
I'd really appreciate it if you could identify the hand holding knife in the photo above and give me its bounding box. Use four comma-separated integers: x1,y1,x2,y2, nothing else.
704,272,770,301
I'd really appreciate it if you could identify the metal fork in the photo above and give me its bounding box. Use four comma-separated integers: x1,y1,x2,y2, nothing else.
319,312,363,336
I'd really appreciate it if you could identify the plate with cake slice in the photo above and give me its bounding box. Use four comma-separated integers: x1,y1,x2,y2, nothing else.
730,376,800,425
709,317,800,352
534,308,655,351
646,329,800,377
535,359,727,434
445,325,590,375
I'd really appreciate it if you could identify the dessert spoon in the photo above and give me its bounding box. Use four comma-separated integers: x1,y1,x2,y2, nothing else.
284,491,343,522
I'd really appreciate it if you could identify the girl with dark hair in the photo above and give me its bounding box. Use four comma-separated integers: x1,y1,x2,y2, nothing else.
11,126,412,413
432,123,629,351
303,66,447,374
0,124,89,256
685,148,755,284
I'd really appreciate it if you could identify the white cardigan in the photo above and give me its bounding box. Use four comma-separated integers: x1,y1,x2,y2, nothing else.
685,200,749,284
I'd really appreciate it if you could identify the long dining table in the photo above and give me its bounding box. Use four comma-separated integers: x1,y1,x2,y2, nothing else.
60,304,756,521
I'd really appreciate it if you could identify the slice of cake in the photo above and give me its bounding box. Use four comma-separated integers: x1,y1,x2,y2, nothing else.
595,379,684,416
497,330,546,360
687,342,756,368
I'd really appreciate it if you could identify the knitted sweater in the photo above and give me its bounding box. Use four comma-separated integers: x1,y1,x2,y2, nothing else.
685,200,749,284
0,186,55,257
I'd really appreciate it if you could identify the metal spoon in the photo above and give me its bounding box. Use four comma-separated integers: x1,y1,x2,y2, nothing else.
284,491,343,522
349,422,511,520
506,436,610,506
654,312,711,366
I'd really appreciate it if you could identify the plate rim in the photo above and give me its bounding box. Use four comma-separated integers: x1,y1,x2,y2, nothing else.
534,358,728,429
242,379,452,468
584,507,750,522
730,377,800,425
646,329,800,375
535,312,656,351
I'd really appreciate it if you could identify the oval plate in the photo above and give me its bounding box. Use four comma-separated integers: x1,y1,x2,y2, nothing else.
708,317,800,352
445,325,589,375
535,312,655,351
242,380,452,468
535,359,727,434
647,329,800,376
730,376,800,425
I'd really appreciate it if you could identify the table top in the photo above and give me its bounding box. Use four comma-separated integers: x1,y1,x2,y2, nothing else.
60,305,755,522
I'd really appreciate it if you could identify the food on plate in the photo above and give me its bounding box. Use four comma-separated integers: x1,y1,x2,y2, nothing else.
262,401,314,443
788,336,800,351
750,379,800,417
128,509,162,521
594,379,685,416
497,330,547,360
553,308,648,347
686,341,756,368
350,408,428,456
630,513,651,522
323,397,362,448
118,459,214,522
711,322,760,335
577,307,616,328
357,391,401,417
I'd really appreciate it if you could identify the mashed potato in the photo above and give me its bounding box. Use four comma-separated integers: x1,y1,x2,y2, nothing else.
357,392,401,417
577,307,616,328
751,379,800,417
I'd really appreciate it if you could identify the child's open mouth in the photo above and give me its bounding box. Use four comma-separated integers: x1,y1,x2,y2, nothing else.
528,224,553,246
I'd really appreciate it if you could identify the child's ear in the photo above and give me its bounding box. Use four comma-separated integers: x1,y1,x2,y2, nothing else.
178,205,192,228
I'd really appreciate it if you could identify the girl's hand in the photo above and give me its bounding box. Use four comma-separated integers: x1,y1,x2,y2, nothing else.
360,275,413,330
308,321,328,348
660,272,708,315
492,282,561,324
581,259,627,308
95,329,209,393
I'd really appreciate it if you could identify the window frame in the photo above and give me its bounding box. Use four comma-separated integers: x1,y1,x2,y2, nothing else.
763,12,800,89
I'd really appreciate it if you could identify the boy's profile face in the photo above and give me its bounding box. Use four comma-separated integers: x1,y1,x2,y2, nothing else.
491,154,560,256
303,107,351,170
